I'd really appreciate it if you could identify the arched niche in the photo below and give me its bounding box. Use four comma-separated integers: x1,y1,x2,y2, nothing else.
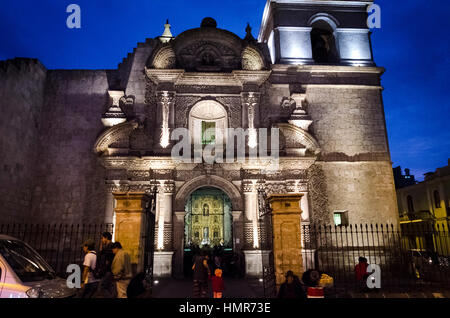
308,13,340,64
174,175,243,212
188,100,228,145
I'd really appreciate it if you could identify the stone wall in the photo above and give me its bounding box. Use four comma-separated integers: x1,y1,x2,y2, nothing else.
319,161,399,225
306,86,389,157
30,70,111,223
0,59,47,222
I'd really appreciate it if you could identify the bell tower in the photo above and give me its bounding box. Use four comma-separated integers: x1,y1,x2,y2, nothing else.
258,0,375,66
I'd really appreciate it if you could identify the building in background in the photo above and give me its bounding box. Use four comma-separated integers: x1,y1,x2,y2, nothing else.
396,160,450,254
393,166,416,189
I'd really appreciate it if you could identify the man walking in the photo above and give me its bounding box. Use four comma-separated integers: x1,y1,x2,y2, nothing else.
111,242,132,298
96,232,115,297
192,251,211,298
81,239,100,298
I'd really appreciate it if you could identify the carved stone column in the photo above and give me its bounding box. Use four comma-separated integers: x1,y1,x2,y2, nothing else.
241,92,260,148
232,210,244,252
112,192,151,274
242,180,266,276
268,194,304,286
153,180,175,277
156,91,175,148
173,211,186,278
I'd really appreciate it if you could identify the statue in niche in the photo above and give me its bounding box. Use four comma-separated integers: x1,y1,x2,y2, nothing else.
202,227,210,246
201,50,215,66
203,203,210,216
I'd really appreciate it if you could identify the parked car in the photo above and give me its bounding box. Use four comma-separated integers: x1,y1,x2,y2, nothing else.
408,249,449,281
0,235,77,298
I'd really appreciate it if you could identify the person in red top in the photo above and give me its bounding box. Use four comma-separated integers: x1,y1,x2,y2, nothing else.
355,257,369,280
355,257,369,291
210,268,225,298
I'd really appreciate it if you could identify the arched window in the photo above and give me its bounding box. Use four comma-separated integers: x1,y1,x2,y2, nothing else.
189,100,228,145
310,19,339,64
406,195,414,213
434,190,441,208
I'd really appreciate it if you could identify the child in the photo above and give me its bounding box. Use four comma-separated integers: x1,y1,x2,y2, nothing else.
210,268,225,298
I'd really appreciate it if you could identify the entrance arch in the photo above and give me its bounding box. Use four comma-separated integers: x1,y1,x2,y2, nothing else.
173,175,244,278
174,175,243,211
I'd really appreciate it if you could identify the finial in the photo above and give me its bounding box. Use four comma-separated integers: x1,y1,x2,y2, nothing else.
245,22,256,42
160,19,173,43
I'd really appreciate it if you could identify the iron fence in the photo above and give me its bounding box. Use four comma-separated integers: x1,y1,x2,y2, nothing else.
302,223,450,293
0,223,114,276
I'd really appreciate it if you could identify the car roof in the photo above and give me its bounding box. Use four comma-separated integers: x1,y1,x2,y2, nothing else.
0,234,20,241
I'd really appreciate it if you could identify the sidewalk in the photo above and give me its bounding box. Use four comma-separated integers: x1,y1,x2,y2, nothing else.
152,277,261,298
329,288,450,298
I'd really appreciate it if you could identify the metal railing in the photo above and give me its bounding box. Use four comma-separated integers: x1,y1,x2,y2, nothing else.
302,223,450,292
0,223,114,276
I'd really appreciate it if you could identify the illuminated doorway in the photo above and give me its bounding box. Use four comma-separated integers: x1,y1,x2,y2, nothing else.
184,187,233,249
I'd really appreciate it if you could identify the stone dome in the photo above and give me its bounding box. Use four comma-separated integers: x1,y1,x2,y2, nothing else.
201,17,218,28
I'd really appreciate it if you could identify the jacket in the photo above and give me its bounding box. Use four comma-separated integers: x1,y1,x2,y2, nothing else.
111,249,132,280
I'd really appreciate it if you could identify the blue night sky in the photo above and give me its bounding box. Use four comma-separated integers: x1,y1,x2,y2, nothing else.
0,0,449,181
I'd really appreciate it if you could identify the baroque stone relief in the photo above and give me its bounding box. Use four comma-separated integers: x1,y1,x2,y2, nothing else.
307,164,330,225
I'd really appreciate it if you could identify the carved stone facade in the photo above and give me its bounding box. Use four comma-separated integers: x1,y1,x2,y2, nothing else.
1,3,399,278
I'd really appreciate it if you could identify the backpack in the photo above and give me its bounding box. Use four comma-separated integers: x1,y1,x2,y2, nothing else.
88,251,105,280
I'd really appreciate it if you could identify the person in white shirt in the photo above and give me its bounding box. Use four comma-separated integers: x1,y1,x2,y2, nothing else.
81,239,100,298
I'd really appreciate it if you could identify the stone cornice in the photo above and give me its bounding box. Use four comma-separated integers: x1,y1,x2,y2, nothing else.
145,67,271,87
271,64,385,75
98,156,317,171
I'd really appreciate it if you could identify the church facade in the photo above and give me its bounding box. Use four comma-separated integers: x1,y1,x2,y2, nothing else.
0,0,398,277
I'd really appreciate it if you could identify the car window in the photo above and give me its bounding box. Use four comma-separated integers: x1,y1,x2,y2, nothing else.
0,239,55,283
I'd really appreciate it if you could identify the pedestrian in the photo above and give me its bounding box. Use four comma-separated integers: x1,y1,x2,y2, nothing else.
111,242,132,298
355,256,369,291
214,255,222,270
210,268,225,298
278,270,306,298
192,251,211,298
127,272,152,298
302,269,324,298
80,239,100,298
95,232,115,297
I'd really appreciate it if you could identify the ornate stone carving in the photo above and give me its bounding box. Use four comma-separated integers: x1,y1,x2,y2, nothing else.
276,123,321,157
178,41,240,72
307,164,330,225
156,91,175,148
128,170,151,181
151,45,176,69
264,182,287,196
242,180,256,193
94,120,139,155
162,180,175,194
288,94,313,131
242,46,265,71
101,91,127,127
